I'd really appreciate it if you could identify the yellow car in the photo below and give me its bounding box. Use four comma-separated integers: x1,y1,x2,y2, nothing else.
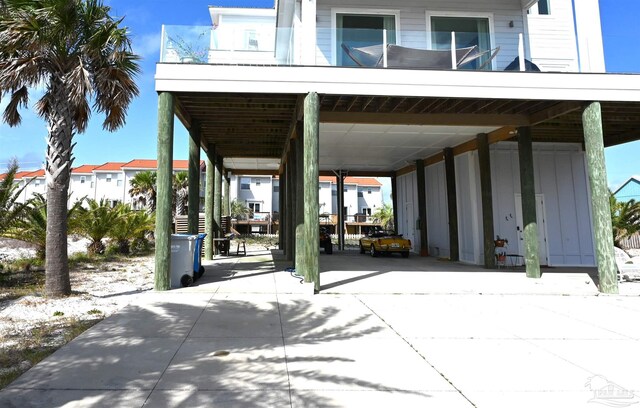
359,229,412,258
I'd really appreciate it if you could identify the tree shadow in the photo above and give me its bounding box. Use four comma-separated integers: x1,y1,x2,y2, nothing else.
3,295,442,407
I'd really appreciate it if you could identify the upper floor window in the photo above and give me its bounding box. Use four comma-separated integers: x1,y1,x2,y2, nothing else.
335,11,398,66
368,189,372,194
241,178,250,190
528,0,550,15
429,14,493,70
273,185,279,193
358,191,364,197
80,176,86,184
106,173,112,183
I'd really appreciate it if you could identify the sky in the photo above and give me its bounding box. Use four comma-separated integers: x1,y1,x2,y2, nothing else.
0,0,638,190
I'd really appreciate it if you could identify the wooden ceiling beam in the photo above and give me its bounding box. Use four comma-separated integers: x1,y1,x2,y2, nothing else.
528,101,584,125
395,164,417,177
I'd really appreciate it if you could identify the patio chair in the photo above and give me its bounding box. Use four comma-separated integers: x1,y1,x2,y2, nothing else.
504,57,541,72
341,43,500,70
614,246,640,281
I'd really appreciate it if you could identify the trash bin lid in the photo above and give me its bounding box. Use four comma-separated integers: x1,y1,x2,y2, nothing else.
171,234,197,241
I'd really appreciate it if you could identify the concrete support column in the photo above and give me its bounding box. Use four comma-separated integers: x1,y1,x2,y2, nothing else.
391,175,398,233
517,127,541,278
214,155,223,244
583,102,618,294
477,133,496,268
187,121,201,235
204,146,215,260
303,92,320,291
337,171,345,250
154,92,174,291
444,148,459,261
415,159,429,256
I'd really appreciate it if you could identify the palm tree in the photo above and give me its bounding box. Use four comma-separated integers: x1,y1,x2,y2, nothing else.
173,171,188,216
129,171,157,214
108,203,155,255
610,192,640,247
0,158,31,236
78,199,119,255
230,199,251,220
8,193,84,259
372,203,394,231
0,0,140,297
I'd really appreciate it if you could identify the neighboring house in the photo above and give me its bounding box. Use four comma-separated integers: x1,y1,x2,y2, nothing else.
153,0,640,290
11,160,205,209
613,177,640,203
229,174,384,233
69,164,99,204
92,162,127,207
21,169,46,202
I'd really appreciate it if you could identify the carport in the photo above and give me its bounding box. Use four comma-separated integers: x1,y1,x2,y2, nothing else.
154,64,640,294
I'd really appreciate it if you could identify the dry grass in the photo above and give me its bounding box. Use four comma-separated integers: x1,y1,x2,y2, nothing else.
0,318,100,389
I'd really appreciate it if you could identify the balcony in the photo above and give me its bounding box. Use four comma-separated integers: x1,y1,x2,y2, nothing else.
160,25,545,73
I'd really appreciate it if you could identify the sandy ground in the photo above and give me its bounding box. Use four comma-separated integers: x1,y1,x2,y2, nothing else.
0,238,155,381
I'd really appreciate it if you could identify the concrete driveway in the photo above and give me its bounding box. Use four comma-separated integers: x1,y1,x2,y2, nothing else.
2,248,640,407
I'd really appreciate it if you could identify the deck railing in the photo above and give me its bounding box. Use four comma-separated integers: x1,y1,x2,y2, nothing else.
160,25,551,72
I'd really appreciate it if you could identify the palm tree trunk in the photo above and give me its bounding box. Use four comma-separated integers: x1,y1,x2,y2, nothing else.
44,81,73,297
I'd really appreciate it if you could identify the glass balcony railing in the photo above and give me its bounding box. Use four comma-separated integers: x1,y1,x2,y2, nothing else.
160,25,550,72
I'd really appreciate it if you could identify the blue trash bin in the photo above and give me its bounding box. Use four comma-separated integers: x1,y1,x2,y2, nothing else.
193,233,207,280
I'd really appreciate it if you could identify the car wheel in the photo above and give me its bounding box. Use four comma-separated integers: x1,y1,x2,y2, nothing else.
401,251,409,258
359,244,365,254
325,243,333,254
370,245,378,257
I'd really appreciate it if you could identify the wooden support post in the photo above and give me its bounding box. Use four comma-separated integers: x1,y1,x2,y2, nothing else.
187,121,200,235
337,171,345,250
204,145,215,260
303,92,320,291
415,159,429,256
295,124,305,274
223,172,230,217
444,148,459,261
583,102,618,294
391,175,398,233
214,154,223,243
278,169,284,248
154,92,174,291
517,127,541,278
477,133,496,268
285,150,294,261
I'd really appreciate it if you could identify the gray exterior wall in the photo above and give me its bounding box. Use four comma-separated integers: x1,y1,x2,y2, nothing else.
317,0,527,70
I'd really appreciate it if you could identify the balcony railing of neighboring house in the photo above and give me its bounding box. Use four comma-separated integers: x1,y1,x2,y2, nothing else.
160,25,550,73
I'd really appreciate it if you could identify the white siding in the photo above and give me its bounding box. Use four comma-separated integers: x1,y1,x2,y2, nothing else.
425,161,449,258
319,181,333,215
490,142,595,266
526,0,579,71
344,184,359,217
357,185,382,213
455,151,482,264
94,172,126,204
69,174,95,204
396,171,419,251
